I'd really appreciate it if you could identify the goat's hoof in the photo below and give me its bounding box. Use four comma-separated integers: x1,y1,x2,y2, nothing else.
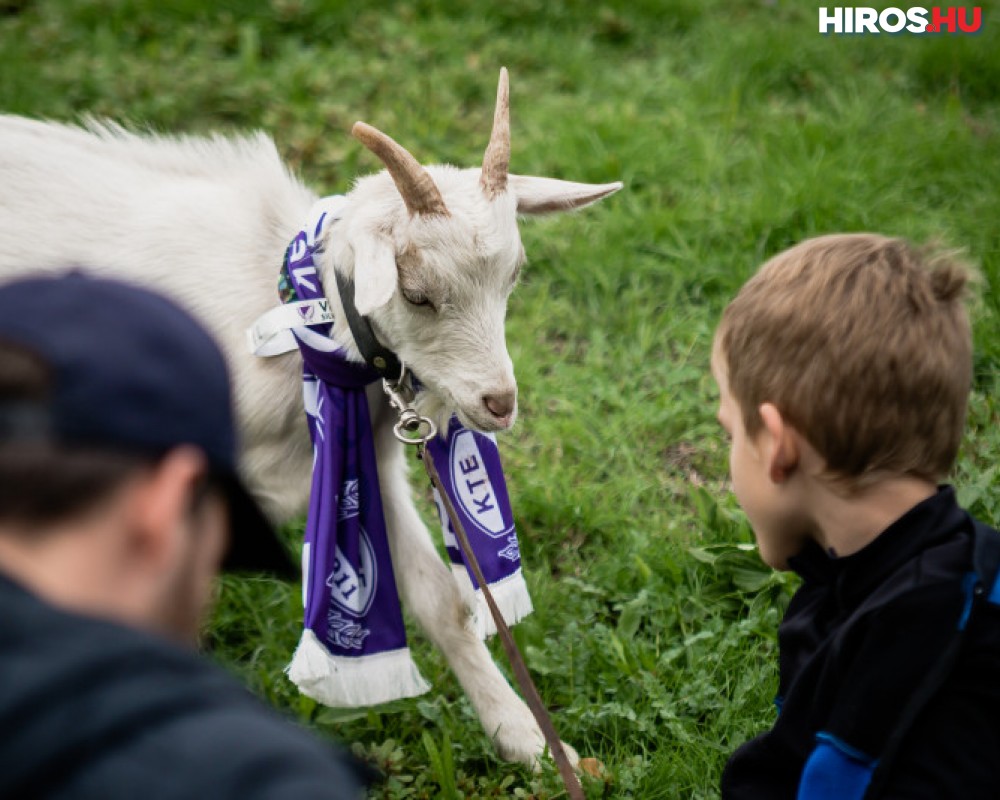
494,728,579,771
556,740,581,772
527,739,581,774
487,705,579,771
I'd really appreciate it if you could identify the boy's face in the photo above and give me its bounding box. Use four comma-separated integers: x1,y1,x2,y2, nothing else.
711,346,809,570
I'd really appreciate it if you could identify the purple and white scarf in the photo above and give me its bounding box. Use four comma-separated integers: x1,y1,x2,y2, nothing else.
250,197,532,707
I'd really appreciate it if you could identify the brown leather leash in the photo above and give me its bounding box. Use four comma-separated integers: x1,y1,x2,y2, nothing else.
418,442,585,800
382,371,584,798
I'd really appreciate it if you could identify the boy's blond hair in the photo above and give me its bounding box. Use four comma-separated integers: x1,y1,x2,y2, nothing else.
716,233,973,487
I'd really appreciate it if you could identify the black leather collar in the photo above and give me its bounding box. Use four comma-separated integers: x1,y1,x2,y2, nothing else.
334,269,404,382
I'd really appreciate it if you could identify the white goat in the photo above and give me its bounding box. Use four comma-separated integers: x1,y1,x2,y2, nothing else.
0,69,620,767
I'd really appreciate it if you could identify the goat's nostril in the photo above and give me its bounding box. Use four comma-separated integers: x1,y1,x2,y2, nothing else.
483,390,516,419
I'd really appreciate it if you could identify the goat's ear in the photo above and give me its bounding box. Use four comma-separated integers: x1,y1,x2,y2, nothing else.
509,174,623,216
352,234,397,316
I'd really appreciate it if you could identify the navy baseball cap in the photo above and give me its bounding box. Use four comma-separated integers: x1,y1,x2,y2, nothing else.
0,271,295,578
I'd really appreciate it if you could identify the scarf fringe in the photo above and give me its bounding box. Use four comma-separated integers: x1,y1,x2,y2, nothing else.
451,564,534,639
286,629,431,707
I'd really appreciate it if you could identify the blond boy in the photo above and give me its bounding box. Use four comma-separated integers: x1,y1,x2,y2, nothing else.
713,234,1000,799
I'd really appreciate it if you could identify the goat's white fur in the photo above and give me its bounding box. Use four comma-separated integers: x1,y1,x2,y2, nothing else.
0,107,620,767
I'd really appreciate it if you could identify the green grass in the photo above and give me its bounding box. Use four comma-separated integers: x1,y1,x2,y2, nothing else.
3,1,998,796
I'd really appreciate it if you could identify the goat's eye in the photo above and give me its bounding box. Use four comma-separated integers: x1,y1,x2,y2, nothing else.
402,289,435,311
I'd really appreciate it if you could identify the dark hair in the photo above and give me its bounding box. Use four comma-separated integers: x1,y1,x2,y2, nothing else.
0,342,154,527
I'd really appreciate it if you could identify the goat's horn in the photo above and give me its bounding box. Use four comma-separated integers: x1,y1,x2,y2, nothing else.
351,122,449,217
480,67,510,199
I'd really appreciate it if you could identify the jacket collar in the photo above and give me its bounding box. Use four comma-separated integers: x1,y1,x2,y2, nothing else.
787,485,970,606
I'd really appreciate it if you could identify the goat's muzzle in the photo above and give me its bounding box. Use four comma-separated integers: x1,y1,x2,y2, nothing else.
482,388,516,429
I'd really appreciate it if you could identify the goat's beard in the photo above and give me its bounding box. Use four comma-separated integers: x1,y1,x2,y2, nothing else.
410,371,516,435
414,389,460,438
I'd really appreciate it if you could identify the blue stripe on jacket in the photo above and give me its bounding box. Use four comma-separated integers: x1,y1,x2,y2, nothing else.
797,732,877,800
988,572,1000,606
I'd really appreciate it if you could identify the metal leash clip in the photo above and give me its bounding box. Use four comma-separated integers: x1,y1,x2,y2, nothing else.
382,366,437,445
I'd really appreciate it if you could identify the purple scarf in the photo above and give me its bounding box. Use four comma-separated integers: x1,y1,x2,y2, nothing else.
259,197,532,707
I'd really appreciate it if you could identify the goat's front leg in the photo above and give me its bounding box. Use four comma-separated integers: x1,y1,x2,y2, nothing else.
368,389,578,769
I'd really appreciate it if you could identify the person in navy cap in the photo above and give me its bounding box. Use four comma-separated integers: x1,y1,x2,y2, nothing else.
0,271,371,798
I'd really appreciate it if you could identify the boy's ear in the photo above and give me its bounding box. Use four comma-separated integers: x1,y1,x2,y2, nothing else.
758,403,799,484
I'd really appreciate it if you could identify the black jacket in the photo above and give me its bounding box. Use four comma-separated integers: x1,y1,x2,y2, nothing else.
0,572,371,799
722,487,1000,799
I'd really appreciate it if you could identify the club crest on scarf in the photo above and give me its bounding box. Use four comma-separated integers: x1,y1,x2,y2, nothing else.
326,479,378,617
323,481,376,651
449,430,515,538
283,197,533,707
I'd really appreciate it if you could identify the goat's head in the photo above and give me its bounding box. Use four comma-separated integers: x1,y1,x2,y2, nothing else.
330,68,621,433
